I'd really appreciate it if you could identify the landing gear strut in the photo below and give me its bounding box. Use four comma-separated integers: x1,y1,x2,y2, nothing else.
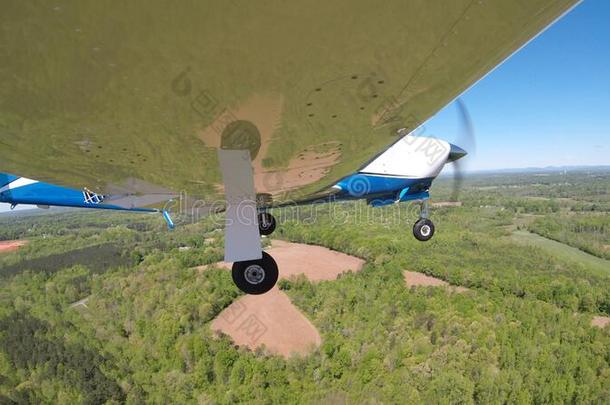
258,212,276,236
218,149,280,295
413,200,435,241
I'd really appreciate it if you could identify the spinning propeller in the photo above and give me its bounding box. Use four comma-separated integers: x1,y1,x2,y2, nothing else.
449,99,476,201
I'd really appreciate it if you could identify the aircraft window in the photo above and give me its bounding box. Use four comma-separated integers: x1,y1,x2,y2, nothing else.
83,188,104,204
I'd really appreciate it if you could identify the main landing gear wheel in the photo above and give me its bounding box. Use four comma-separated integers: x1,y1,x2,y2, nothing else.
413,218,435,242
232,252,279,295
258,212,276,236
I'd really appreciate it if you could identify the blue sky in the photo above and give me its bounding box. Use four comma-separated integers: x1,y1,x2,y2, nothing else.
426,0,609,171
1,1,608,213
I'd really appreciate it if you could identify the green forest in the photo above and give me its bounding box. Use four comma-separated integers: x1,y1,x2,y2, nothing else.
0,169,609,404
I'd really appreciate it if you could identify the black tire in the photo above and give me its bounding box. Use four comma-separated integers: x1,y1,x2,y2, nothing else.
413,218,435,242
232,252,279,295
258,212,276,236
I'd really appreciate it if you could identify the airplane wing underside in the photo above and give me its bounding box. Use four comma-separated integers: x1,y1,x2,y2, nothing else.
0,0,579,209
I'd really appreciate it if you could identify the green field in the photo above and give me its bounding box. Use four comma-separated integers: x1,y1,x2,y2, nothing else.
528,213,610,260
0,168,609,403
512,230,610,276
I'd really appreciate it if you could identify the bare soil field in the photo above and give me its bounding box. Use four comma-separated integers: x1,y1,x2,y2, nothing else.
209,240,365,357
0,240,28,254
199,240,365,281
266,240,364,281
403,271,468,293
591,316,610,328
211,287,322,357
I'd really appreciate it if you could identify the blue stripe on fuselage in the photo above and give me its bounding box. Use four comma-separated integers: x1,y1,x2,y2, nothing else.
334,173,433,200
0,173,20,188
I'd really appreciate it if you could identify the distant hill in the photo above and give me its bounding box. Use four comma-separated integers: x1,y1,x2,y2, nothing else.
473,165,610,175
437,165,610,178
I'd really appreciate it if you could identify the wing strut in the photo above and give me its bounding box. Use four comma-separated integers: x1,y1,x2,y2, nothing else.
217,149,262,262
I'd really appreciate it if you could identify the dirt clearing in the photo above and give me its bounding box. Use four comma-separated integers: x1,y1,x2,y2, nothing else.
0,240,28,254
267,240,364,281
199,240,365,281
403,271,468,293
591,316,610,328
210,240,364,357
212,287,321,357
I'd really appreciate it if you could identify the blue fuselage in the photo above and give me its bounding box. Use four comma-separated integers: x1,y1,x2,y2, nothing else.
0,173,153,212
333,173,433,207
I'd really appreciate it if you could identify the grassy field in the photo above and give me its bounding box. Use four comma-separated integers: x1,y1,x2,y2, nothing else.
528,213,610,260
511,230,610,276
